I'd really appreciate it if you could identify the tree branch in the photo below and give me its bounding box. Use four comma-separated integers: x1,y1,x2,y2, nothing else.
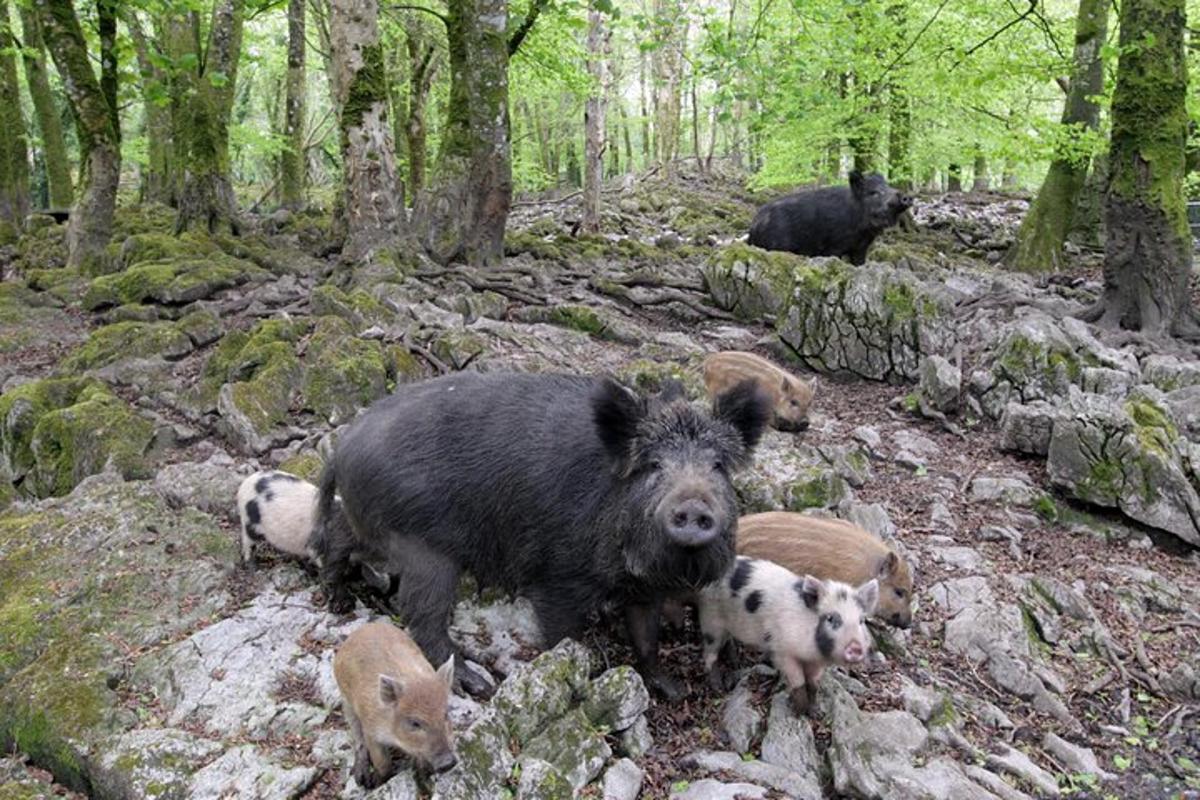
385,4,448,24
952,0,1038,69
509,0,551,56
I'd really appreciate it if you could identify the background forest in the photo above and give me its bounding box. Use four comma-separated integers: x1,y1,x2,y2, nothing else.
0,0,1193,243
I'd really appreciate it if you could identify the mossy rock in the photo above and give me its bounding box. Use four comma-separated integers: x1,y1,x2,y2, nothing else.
616,359,703,397
504,231,565,262
0,285,82,355
213,233,324,278
385,345,427,387
301,316,389,425
115,232,219,272
82,254,266,311
175,310,223,347
27,385,155,497
103,304,161,323
111,203,177,239
702,242,808,320
277,451,324,482
14,223,68,273
430,331,488,370
0,476,234,793
309,284,396,329
62,321,194,372
0,377,100,485
191,318,308,415
784,468,849,511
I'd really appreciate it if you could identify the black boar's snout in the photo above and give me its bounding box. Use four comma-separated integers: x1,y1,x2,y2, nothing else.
665,498,721,547
776,418,810,433
897,194,914,211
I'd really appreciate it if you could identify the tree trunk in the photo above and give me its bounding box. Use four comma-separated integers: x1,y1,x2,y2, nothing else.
0,0,28,239
330,0,403,259
651,0,682,176
98,0,118,143
405,24,437,197
581,4,607,233
37,0,119,269
887,87,911,190
1069,153,1108,247
947,163,963,192
18,5,71,209
638,49,651,163
972,150,989,191
125,13,175,205
280,0,307,208
1008,0,1107,272
176,0,245,234
415,0,511,266
1081,0,1195,336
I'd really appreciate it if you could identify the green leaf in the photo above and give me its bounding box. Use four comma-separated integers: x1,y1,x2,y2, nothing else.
1113,754,1132,771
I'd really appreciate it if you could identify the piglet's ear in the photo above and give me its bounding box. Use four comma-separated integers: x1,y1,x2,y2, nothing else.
877,551,900,578
379,674,405,705
437,656,455,690
797,575,822,610
593,378,646,462
856,579,880,616
713,379,771,451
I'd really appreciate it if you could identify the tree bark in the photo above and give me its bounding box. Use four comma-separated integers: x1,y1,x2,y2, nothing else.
581,4,608,233
1081,0,1195,336
98,0,118,143
176,0,245,234
405,22,437,197
0,0,28,239
1008,0,1107,272
18,5,71,209
947,163,963,192
651,0,682,176
37,0,119,269
972,150,989,191
415,0,511,266
125,13,178,205
280,0,307,208
330,0,403,259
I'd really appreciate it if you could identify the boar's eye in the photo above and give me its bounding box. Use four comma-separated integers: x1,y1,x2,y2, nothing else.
712,459,725,473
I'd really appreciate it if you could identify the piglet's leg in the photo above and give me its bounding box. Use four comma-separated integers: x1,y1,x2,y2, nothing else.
625,598,684,702
344,706,377,789
365,739,393,788
777,655,813,716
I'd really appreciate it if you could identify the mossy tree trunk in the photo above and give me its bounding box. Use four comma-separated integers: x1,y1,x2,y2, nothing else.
37,0,119,269
947,162,962,192
1008,0,1107,273
581,3,608,233
18,5,71,209
125,12,176,205
415,0,511,266
280,0,306,209
98,0,118,143
404,20,438,197
1080,0,1197,337
330,0,403,261
176,0,245,235
0,0,28,240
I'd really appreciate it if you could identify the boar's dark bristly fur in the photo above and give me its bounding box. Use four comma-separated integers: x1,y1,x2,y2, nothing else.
312,371,770,700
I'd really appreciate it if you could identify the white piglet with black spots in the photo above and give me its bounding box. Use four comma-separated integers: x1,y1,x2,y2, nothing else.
698,555,878,714
236,470,319,567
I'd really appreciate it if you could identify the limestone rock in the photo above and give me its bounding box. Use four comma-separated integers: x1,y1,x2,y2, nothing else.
920,355,961,412
719,673,763,754
985,744,1060,797
999,401,1057,456
681,750,821,800
520,709,611,790
601,759,643,800
1046,389,1200,546
93,729,224,799
760,691,822,789
515,757,575,800
670,779,768,799
583,666,650,733
186,745,317,799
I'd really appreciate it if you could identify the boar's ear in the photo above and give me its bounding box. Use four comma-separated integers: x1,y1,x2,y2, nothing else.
713,379,771,451
877,551,900,578
379,674,405,705
796,575,822,610
436,656,455,691
593,378,646,461
849,170,865,197
780,376,791,394
856,579,880,615
656,379,687,405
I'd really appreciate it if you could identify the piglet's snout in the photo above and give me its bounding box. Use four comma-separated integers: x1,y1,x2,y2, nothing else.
843,641,866,662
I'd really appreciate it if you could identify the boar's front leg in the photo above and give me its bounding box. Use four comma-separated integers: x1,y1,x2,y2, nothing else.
625,597,684,702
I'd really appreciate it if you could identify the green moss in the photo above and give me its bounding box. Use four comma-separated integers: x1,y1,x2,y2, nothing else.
504,231,565,262
786,470,848,510
28,386,155,496
62,321,193,371
1082,458,1123,501
278,451,325,482
616,359,701,396
82,254,264,310
310,284,395,329
927,695,958,728
386,345,426,387
111,203,176,239
117,232,217,270
301,317,389,424
545,305,609,338
1033,494,1060,523
341,41,389,134
1125,397,1178,454
175,310,223,347
430,331,486,370
0,377,99,484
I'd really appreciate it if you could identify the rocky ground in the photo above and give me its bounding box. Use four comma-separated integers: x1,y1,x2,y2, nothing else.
0,168,1198,800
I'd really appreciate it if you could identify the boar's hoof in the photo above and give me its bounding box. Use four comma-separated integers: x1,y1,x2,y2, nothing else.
706,666,729,693
456,660,496,699
326,588,355,615
643,671,685,703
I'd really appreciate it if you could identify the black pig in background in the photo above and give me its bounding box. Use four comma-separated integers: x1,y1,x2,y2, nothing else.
311,372,771,700
748,171,913,265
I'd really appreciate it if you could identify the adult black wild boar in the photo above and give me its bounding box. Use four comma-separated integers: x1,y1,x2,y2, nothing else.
748,171,913,265
312,371,770,700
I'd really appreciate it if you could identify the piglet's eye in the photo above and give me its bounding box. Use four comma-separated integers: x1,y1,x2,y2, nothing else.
406,718,424,731
895,588,906,598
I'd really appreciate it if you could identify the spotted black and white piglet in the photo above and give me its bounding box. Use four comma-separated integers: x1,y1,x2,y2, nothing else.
236,470,319,567
697,556,878,714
